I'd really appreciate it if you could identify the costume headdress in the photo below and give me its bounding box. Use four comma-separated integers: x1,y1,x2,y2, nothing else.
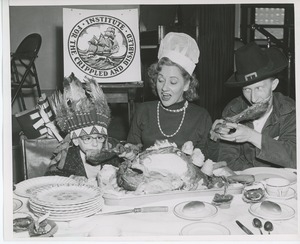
51,73,111,139
158,32,200,75
226,42,288,87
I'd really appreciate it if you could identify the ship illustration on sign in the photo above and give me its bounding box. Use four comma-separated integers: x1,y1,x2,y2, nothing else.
88,27,119,56
78,25,127,70
67,13,137,79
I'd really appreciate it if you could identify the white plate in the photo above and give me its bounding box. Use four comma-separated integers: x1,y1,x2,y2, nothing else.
241,167,297,184
14,176,77,198
180,222,230,235
266,187,296,200
173,201,217,220
249,202,295,220
32,203,101,217
29,200,103,215
30,184,102,206
13,199,23,212
34,205,102,222
29,197,103,211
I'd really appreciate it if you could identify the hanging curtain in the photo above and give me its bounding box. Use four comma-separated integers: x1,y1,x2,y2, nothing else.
194,5,236,120
140,4,237,120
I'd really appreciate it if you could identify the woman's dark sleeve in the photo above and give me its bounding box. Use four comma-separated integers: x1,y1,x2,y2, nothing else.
127,104,144,145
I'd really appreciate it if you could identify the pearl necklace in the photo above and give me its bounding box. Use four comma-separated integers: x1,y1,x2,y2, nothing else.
157,101,188,138
160,100,188,112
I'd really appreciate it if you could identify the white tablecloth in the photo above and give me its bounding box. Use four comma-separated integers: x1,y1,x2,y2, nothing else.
13,183,298,238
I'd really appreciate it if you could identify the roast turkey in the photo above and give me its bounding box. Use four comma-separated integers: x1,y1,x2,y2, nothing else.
116,140,210,194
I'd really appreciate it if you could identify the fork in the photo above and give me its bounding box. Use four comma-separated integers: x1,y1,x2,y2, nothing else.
34,212,50,231
221,176,229,195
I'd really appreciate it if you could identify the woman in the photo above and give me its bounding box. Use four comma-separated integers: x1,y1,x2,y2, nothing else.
126,32,215,159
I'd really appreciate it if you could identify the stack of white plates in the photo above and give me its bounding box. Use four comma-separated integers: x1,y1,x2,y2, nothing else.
29,184,103,221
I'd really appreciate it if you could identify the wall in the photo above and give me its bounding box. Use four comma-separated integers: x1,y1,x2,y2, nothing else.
9,5,139,113
10,4,239,116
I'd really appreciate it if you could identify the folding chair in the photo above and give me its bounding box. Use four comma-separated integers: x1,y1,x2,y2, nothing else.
20,134,59,180
11,33,42,111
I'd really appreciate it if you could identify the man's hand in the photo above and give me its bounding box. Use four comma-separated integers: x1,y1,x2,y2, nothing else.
210,119,232,141
218,122,262,149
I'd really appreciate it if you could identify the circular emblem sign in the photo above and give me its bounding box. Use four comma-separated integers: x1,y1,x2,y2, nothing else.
68,15,136,78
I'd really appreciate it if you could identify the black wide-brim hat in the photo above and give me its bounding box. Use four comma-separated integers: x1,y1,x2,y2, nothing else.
225,42,288,87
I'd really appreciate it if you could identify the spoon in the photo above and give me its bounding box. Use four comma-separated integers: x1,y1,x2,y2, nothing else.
252,218,263,235
264,221,274,234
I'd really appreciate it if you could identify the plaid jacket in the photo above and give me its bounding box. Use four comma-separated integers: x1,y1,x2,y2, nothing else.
218,92,296,170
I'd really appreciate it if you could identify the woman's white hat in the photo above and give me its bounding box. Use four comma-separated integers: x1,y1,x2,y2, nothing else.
158,32,200,75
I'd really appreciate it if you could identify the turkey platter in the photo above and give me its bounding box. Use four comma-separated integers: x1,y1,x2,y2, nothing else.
117,142,208,194
112,140,242,195
99,140,254,197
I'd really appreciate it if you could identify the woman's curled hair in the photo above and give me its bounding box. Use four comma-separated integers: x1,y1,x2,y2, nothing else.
147,57,199,102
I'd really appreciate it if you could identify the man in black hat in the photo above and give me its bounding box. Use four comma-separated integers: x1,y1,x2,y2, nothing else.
211,42,296,171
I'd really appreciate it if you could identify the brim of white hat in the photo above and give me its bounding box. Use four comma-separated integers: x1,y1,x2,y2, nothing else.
158,50,196,75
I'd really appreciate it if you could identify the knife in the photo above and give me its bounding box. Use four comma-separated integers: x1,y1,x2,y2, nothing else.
97,206,169,215
236,220,254,235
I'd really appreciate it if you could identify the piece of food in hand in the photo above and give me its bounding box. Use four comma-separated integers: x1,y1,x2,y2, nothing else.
201,159,215,176
213,121,231,133
85,142,141,164
13,216,34,232
191,148,205,167
211,98,270,142
181,141,194,155
212,122,237,140
182,201,205,214
86,149,117,165
224,98,270,123
260,200,282,215
227,174,255,185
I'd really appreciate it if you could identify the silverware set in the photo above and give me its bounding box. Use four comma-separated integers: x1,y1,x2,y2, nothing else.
236,218,274,235
96,206,169,216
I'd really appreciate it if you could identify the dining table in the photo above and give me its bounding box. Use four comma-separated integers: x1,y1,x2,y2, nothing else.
12,167,298,240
